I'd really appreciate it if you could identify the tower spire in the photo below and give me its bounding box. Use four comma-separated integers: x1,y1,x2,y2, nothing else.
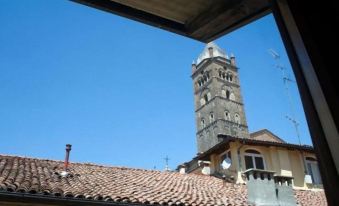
196,42,227,65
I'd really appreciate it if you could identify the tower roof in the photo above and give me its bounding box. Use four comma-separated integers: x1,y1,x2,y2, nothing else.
196,42,227,65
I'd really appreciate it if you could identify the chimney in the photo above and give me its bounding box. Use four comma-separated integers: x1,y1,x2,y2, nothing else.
208,46,214,57
199,160,211,175
64,144,72,171
178,163,188,174
230,53,236,66
274,176,296,206
244,169,297,206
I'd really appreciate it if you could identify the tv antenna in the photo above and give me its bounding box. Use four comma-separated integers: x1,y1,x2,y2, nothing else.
268,49,302,146
164,155,170,171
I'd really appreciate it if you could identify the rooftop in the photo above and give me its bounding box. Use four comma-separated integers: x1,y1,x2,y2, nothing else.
0,154,326,206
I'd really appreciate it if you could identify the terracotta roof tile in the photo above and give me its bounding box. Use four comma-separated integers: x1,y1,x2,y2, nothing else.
295,189,327,206
0,155,327,206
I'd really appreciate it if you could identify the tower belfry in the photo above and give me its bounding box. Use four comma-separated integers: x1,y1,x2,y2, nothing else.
192,42,249,153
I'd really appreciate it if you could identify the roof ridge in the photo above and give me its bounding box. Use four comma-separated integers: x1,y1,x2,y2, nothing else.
0,153,64,163
250,128,286,143
0,153,161,172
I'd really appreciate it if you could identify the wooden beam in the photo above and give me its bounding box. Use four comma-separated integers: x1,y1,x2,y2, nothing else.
186,0,242,35
190,0,271,42
71,0,188,39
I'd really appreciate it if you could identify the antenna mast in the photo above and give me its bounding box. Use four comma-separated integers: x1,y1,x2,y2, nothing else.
268,49,302,146
164,155,170,171
268,49,308,175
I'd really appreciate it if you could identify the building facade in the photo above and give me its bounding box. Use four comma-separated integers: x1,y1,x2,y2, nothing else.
181,130,322,190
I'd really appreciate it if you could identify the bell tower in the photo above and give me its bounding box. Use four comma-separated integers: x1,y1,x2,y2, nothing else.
192,42,249,153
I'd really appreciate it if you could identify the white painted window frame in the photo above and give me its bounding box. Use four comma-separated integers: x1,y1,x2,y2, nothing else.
244,151,266,170
305,157,322,185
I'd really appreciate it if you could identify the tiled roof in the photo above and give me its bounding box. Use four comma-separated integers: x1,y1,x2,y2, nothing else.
0,155,327,206
0,155,249,206
220,135,314,152
295,189,327,206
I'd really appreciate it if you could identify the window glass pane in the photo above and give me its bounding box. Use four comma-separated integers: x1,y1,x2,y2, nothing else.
311,163,322,184
255,156,264,170
245,156,253,169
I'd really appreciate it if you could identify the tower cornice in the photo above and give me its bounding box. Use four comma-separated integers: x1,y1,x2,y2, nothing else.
196,119,248,134
195,96,244,112
191,57,238,78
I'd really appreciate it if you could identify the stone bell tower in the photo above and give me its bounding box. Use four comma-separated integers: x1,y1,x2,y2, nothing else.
192,42,249,153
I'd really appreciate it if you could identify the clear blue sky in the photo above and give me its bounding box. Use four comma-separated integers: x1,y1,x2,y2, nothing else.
0,1,312,170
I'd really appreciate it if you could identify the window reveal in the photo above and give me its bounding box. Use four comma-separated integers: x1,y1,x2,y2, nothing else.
244,149,265,170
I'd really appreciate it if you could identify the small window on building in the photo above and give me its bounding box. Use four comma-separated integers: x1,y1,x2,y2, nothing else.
226,90,230,99
200,98,205,106
244,149,265,170
201,119,205,128
230,92,235,101
209,113,214,123
204,94,209,103
229,74,233,82
305,157,322,185
225,110,230,120
207,92,211,101
234,113,240,124
201,79,205,84
221,90,226,98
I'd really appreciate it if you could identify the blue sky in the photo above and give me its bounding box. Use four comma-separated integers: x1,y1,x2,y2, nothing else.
0,1,311,170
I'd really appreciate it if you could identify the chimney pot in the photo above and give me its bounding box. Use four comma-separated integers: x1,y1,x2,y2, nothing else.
64,144,72,171
66,144,72,151
178,163,188,174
